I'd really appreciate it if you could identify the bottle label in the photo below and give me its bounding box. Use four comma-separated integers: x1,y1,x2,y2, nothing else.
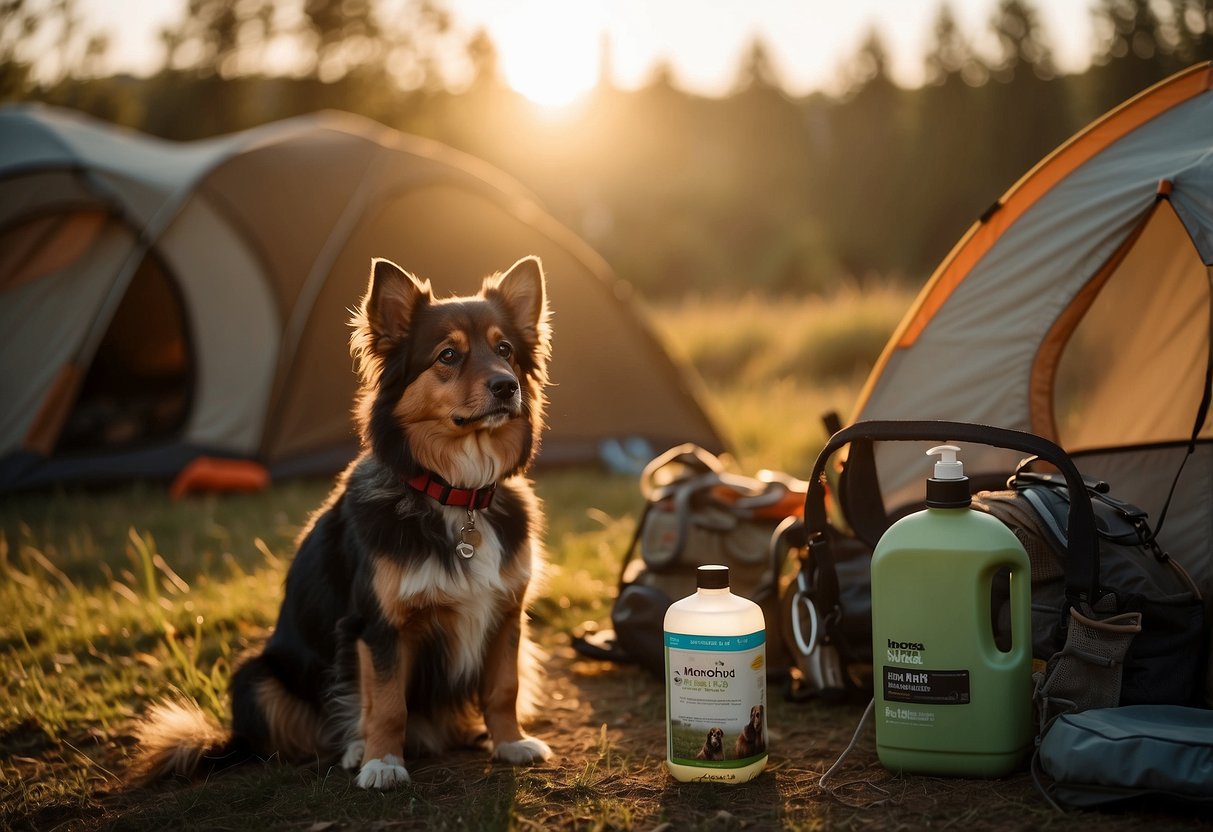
665,630,767,769
882,666,971,705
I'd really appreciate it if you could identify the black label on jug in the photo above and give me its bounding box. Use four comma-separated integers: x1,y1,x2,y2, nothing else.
882,667,971,705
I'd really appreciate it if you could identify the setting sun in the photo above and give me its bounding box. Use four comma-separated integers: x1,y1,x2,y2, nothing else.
489,0,605,108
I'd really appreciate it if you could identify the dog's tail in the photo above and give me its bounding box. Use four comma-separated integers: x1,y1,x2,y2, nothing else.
127,697,249,785
129,654,327,785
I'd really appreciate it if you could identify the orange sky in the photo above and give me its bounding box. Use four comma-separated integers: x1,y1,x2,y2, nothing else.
66,0,1100,105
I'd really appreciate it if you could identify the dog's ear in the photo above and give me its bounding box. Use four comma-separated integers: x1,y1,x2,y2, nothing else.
367,258,431,344
486,256,549,343
351,259,431,384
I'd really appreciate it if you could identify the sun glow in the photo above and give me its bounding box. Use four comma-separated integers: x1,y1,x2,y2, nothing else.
491,0,606,109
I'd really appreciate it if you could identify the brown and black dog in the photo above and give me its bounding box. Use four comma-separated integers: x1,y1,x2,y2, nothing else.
696,726,726,761
735,705,765,758
130,256,554,789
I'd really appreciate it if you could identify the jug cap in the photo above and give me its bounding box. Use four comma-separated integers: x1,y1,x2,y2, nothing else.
926,444,970,508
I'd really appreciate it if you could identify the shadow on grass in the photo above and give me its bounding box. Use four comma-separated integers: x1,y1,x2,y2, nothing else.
91,752,528,832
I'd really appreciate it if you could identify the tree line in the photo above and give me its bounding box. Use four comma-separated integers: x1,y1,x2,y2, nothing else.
2,0,1209,297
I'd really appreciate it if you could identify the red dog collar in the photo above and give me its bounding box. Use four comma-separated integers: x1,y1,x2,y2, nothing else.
406,471,496,510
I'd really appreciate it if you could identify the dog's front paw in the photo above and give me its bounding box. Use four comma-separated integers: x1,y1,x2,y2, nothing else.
493,736,553,765
355,755,411,789
340,740,366,771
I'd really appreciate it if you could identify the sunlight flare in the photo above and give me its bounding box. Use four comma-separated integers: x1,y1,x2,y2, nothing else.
493,0,605,108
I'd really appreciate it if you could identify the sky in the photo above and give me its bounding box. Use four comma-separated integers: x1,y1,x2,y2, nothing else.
69,0,1102,105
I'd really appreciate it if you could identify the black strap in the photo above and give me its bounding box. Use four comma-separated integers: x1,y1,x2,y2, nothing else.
837,438,888,548
1152,268,1213,541
802,420,1103,609
616,501,652,588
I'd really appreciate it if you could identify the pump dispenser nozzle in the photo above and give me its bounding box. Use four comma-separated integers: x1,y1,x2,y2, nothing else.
925,444,971,508
927,445,964,479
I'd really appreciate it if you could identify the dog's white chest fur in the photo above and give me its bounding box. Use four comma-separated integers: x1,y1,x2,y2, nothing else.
392,506,521,682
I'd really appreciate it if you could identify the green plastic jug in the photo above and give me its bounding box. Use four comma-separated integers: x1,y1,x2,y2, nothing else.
870,444,1033,776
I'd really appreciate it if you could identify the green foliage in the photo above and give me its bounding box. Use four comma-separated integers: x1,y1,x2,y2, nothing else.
530,470,638,633
646,285,911,473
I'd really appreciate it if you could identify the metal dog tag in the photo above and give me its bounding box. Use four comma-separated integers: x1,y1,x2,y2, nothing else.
457,510,481,558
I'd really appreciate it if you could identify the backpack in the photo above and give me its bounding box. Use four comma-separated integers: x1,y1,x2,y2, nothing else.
780,420,1210,711
572,443,803,677
974,464,1206,710
1034,705,1213,810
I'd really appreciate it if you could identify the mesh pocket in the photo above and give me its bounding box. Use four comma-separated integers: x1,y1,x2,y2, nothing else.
1034,605,1141,729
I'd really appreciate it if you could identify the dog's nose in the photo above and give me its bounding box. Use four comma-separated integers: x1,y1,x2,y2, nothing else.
488,374,519,400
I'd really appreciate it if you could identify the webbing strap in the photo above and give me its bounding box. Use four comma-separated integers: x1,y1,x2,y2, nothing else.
1152,262,1213,541
802,420,1103,607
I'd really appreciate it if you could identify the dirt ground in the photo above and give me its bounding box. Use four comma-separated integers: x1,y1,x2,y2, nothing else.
507,644,1210,831
6,641,1211,831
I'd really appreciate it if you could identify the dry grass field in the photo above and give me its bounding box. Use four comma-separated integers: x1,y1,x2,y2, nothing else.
2,290,1207,830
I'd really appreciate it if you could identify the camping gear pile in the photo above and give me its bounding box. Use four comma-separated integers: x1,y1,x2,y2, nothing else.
0,105,724,493
785,420,1211,805
573,443,803,678
787,421,1208,701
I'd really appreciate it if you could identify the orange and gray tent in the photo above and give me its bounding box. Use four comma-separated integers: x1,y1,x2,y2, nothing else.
848,62,1213,583
0,104,724,492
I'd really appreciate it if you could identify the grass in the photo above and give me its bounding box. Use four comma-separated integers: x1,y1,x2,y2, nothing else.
645,285,909,474
2,290,1206,830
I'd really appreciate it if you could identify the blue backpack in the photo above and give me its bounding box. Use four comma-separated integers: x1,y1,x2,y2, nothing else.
1035,705,1213,810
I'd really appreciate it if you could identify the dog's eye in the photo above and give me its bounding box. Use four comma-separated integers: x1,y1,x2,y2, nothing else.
495,342,513,359
437,348,460,366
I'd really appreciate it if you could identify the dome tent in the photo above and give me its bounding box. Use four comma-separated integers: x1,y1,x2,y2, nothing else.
0,104,725,492
844,62,1213,584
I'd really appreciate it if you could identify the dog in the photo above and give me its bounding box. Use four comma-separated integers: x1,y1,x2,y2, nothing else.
734,705,765,758
695,727,726,761
130,256,554,790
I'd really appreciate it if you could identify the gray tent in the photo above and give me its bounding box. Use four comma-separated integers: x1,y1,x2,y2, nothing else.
0,104,724,491
849,63,1213,584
